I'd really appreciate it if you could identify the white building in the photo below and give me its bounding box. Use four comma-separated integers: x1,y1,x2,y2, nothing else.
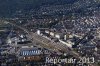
45,30,50,34
55,34,60,39
37,30,41,35
50,32,55,36
59,40,73,48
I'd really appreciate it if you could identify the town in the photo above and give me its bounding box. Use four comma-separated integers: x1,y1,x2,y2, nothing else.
0,0,100,66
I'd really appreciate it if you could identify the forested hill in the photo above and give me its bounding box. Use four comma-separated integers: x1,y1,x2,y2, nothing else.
0,0,100,17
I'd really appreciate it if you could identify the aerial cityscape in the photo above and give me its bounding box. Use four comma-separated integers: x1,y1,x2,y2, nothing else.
0,0,100,66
